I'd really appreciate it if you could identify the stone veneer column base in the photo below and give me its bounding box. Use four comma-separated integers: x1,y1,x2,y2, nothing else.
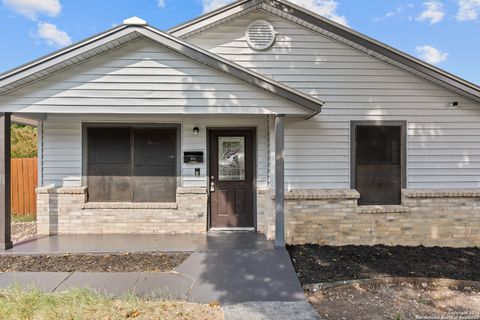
36,186,207,235
263,189,480,247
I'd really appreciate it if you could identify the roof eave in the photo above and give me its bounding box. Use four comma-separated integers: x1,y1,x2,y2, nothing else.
168,0,480,103
267,0,480,102
0,22,324,115
0,24,129,82
169,0,258,36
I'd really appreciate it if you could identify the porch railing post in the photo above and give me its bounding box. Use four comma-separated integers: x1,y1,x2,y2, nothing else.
274,114,285,248
0,113,12,250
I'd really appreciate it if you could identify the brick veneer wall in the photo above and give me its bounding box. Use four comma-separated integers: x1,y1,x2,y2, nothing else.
36,186,208,234
256,188,272,235
272,189,480,247
36,186,480,247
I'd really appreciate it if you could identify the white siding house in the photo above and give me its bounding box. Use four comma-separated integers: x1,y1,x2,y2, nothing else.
0,0,479,248
186,11,480,190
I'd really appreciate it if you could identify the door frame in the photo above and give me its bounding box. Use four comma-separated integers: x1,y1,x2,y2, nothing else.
350,120,407,195
206,127,257,231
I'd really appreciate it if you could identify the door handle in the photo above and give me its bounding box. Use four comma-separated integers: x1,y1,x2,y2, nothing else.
210,181,215,192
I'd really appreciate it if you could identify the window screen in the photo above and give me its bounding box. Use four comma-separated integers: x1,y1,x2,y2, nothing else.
356,126,401,164
87,127,177,203
354,124,403,205
132,128,177,202
87,127,132,202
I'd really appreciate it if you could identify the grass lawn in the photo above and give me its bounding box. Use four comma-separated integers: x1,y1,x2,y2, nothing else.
0,287,223,320
12,215,36,223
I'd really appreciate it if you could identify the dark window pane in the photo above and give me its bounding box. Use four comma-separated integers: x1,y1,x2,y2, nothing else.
87,126,178,203
132,128,177,202
87,127,132,202
356,164,401,205
355,125,403,205
356,126,401,164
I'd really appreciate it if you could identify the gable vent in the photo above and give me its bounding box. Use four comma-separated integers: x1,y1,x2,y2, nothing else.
246,20,276,51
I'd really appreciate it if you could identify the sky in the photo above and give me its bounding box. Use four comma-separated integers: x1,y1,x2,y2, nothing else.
0,0,479,84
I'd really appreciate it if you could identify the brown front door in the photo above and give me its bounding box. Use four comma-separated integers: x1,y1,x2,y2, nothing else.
209,130,254,228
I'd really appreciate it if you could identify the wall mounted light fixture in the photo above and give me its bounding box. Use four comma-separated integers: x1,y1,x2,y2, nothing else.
193,127,200,136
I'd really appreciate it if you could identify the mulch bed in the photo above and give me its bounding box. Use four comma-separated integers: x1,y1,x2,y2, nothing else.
0,253,189,272
287,244,480,285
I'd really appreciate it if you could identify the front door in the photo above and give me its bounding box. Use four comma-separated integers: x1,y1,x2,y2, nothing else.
209,130,254,228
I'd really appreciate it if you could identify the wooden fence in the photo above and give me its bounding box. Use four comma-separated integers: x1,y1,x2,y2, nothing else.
11,158,37,217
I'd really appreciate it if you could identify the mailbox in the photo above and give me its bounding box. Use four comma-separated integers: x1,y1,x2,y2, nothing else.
184,151,203,164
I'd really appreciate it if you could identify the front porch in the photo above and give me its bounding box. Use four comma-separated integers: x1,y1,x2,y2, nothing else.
0,113,289,250
0,233,308,305
6,232,273,254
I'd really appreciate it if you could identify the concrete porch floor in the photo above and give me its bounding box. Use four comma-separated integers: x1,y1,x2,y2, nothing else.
5,233,274,254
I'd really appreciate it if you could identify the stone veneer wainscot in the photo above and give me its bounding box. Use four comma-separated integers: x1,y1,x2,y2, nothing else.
262,189,480,247
36,186,208,235
37,187,480,247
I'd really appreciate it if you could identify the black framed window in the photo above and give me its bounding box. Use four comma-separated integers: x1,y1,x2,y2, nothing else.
351,122,406,205
86,126,177,203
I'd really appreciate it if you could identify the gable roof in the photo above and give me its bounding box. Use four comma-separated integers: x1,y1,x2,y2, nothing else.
0,19,324,117
169,0,480,104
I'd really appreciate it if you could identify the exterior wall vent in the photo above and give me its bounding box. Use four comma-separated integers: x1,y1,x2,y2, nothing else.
246,20,276,51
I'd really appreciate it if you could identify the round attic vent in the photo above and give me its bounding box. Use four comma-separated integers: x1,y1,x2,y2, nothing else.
246,20,276,51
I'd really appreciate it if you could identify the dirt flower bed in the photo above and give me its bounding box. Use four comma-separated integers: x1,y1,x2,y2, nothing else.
0,253,189,272
287,244,480,284
11,222,36,244
307,281,480,320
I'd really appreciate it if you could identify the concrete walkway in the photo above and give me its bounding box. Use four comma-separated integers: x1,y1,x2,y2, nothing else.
0,271,194,299
2,233,320,319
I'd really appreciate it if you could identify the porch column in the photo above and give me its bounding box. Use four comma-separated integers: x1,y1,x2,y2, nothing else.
0,113,11,250
274,114,285,248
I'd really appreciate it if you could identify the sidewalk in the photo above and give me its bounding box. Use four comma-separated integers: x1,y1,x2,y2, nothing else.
0,249,308,302
1,233,321,319
0,271,193,299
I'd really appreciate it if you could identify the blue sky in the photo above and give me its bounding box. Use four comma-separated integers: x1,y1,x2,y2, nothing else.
0,0,479,84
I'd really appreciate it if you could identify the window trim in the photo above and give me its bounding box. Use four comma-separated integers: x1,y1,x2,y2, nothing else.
81,122,181,202
350,120,407,190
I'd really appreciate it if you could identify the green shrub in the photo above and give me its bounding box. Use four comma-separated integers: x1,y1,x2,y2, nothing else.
11,124,37,158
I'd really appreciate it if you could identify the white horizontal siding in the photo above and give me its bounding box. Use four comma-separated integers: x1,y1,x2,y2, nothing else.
189,10,480,189
0,38,307,115
41,114,268,188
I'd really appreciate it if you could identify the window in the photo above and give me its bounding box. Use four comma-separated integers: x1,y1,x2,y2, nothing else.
86,126,177,203
356,126,401,165
351,122,405,205
218,136,245,181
